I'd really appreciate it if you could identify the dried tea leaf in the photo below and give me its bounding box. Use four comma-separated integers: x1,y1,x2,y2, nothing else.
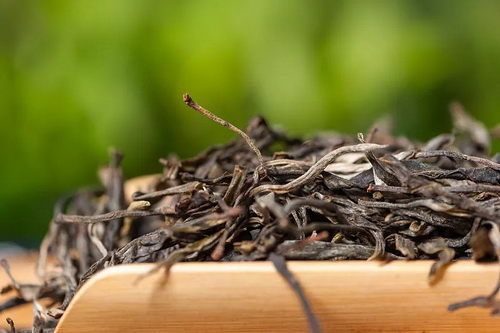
223,165,248,205
6,95,500,330
0,260,41,301
418,238,455,284
269,253,321,333
6,318,16,333
449,222,500,315
393,234,417,259
450,102,491,155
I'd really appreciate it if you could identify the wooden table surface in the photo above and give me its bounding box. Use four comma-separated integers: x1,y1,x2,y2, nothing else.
0,252,41,329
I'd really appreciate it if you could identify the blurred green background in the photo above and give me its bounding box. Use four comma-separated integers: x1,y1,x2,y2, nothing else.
1,0,499,245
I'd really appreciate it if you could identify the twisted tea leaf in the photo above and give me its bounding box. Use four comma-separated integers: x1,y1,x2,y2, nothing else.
3,96,500,331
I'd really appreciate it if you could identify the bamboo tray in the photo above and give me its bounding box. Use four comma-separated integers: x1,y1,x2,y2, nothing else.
1,258,498,332
43,260,497,332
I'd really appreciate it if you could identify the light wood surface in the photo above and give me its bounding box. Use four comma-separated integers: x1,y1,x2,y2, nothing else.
0,253,40,329
56,260,499,332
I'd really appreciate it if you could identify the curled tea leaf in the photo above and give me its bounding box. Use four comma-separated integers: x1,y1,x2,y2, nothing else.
418,238,455,284
393,234,417,259
6,96,500,331
449,222,500,315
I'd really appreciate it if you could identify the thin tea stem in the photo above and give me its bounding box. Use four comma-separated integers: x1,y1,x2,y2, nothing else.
183,94,264,165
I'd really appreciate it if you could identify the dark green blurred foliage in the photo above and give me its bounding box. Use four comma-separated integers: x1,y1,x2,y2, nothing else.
0,1,499,243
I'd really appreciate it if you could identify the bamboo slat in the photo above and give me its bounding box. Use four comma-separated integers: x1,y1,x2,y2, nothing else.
55,260,499,332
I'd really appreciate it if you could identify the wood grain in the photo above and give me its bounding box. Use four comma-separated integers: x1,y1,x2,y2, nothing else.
56,260,499,332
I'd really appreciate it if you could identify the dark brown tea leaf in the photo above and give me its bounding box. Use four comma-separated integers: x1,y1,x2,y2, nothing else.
1,96,499,331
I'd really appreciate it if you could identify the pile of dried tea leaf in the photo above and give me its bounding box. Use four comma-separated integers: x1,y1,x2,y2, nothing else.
1,96,500,332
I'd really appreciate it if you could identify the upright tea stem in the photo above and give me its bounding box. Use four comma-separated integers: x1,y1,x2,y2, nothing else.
183,94,264,165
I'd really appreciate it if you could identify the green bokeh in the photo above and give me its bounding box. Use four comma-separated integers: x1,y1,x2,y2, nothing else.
1,0,499,244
